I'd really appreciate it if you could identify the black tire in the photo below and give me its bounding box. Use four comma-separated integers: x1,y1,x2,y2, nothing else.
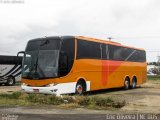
124,77,130,90
6,76,15,86
75,80,86,95
131,77,137,89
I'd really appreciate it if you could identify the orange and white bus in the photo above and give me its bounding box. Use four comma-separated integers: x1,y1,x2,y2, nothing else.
19,36,147,95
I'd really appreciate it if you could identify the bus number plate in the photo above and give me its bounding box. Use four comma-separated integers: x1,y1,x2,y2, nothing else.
33,89,39,92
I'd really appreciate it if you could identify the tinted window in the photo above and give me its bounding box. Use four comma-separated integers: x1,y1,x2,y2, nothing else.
121,47,134,61
40,38,60,50
109,45,124,61
102,44,109,59
108,45,146,62
77,39,146,62
77,39,101,59
37,50,59,78
59,37,75,76
26,37,61,51
127,50,146,62
140,51,146,62
26,40,41,51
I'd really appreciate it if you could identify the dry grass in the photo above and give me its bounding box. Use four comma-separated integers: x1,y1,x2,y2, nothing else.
0,92,126,110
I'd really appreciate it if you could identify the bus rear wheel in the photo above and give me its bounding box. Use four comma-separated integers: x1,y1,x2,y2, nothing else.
124,77,130,90
6,76,15,86
131,77,137,89
75,80,86,95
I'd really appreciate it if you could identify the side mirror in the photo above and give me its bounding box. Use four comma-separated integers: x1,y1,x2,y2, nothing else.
17,51,25,65
17,51,26,57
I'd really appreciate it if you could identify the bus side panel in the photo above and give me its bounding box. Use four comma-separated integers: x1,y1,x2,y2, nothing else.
72,60,147,91
73,59,102,91
107,61,147,88
106,60,123,88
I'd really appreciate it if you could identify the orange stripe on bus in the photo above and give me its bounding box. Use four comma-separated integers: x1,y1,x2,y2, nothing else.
102,60,122,86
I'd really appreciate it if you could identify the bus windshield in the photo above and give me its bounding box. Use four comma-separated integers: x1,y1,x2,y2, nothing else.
22,37,61,79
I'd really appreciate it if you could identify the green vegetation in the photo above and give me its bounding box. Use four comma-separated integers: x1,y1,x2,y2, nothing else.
0,92,126,110
147,75,160,81
15,81,21,86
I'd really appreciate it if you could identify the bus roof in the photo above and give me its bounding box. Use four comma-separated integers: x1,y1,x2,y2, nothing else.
27,36,145,51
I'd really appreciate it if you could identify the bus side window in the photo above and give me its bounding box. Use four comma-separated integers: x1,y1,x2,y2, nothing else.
59,51,68,76
109,45,123,61
77,39,101,59
102,44,109,60
59,37,75,77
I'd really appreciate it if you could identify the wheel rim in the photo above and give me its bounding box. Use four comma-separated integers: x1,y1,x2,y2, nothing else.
125,80,129,89
76,85,83,94
132,80,136,88
8,78,14,85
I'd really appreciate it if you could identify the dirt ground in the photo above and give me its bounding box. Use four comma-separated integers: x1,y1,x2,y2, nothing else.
0,80,160,114
0,85,21,93
122,80,160,114
85,80,160,114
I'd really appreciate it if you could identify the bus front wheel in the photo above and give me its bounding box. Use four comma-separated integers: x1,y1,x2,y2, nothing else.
75,80,86,95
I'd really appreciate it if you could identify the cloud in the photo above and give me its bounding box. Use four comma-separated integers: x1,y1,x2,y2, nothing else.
0,0,160,61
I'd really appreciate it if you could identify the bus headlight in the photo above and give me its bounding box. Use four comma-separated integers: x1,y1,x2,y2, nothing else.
22,83,28,86
46,83,58,87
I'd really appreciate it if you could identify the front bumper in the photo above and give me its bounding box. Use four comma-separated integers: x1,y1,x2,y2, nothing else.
21,85,60,95
21,81,90,95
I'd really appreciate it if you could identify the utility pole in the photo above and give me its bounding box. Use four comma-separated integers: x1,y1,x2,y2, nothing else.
108,37,112,41
157,55,160,75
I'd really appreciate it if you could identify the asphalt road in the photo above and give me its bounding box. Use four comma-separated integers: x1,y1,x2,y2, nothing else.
1,114,108,120
1,113,160,120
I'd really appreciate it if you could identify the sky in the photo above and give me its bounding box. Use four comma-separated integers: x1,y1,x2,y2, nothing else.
0,0,160,62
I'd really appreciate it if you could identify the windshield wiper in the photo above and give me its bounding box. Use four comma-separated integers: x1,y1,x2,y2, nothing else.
40,39,49,46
